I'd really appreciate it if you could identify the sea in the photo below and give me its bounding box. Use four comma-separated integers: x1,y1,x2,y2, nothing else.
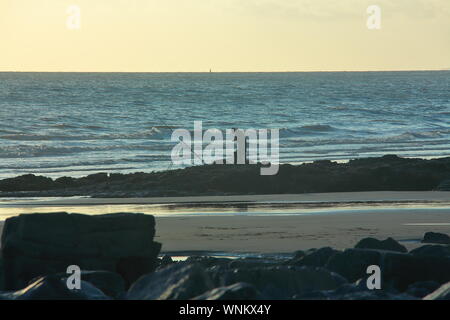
0,71,449,179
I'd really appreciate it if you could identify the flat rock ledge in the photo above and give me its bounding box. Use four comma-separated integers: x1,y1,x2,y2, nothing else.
1,212,161,290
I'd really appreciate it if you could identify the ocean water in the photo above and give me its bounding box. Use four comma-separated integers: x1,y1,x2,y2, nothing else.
0,71,449,179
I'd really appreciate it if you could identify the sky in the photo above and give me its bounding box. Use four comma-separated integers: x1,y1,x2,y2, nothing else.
0,0,449,72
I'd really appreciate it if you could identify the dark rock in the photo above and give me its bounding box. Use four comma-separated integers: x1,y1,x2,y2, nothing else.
328,291,416,300
1,212,161,290
422,232,450,245
0,257,3,290
155,255,176,270
423,282,450,300
82,173,109,184
0,275,110,300
185,256,232,268
435,179,450,191
293,282,364,300
193,282,262,300
382,251,450,291
0,174,54,192
292,250,306,259
211,266,347,299
204,265,229,286
126,263,214,300
354,275,399,294
228,258,280,269
289,247,339,267
52,270,125,298
410,245,450,258
355,237,407,253
406,281,441,298
294,280,415,300
352,278,375,292
325,248,382,283
326,248,450,291
293,290,329,300
160,255,174,267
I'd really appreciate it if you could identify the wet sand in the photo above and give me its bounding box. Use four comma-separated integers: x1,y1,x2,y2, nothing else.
155,210,450,253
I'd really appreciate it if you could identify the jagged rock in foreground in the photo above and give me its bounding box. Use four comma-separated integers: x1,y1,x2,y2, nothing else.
1,227,450,300
1,212,161,290
423,282,450,300
209,266,347,299
53,270,125,298
406,281,441,298
354,237,407,253
302,290,417,300
192,282,262,300
127,261,346,300
294,281,417,300
422,232,450,245
325,248,382,283
0,275,110,300
410,245,450,258
287,247,340,268
126,262,215,300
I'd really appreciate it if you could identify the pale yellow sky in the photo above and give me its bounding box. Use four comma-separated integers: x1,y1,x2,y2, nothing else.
1,0,449,72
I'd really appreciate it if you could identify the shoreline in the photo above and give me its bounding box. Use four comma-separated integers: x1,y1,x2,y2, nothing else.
2,191,450,206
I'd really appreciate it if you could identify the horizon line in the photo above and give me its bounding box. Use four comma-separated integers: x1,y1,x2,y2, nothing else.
0,68,449,73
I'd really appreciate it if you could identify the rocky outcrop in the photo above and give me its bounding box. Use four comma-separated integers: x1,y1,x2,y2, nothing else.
2,155,450,197
422,232,450,245
1,212,161,290
0,174,54,192
354,237,407,253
